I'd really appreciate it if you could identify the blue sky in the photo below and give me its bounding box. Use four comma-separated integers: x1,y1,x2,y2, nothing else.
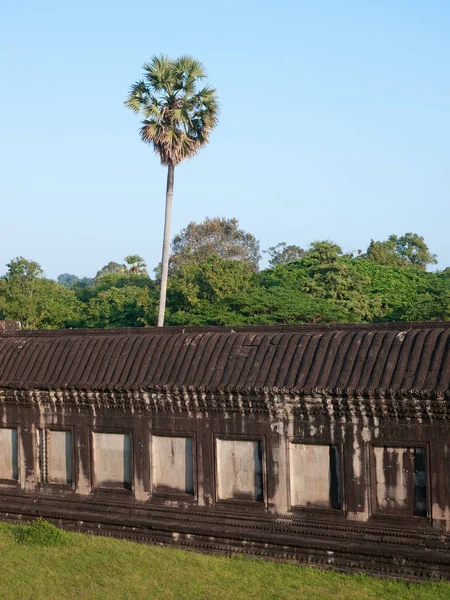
1,0,449,279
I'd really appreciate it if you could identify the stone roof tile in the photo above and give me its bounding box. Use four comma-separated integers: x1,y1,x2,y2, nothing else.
0,323,448,396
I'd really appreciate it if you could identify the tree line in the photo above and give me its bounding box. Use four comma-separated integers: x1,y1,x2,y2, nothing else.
0,217,448,329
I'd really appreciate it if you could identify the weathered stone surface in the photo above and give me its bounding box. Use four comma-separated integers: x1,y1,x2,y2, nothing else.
48,430,72,484
0,322,448,580
216,439,263,502
151,435,193,495
290,444,331,508
0,428,17,480
0,322,448,397
0,321,20,332
93,432,131,489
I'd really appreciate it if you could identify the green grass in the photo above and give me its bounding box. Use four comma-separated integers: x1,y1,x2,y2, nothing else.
0,521,449,600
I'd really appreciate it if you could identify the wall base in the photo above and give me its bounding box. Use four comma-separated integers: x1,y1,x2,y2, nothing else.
1,491,449,582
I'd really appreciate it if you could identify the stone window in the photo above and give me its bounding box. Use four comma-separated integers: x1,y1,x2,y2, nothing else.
93,432,132,490
289,443,342,510
0,428,18,480
216,439,264,502
372,446,427,517
151,435,194,495
37,429,73,485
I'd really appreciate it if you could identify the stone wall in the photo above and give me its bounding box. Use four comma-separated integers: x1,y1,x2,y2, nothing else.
0,321,20,331
0,388,450,579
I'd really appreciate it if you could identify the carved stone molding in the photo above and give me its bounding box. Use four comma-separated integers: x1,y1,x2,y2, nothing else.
1,389,449,421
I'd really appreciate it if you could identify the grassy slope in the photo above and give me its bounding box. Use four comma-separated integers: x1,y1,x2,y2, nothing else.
0,523,449,600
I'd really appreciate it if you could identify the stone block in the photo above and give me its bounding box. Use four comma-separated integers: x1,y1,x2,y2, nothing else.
0,428,18,480
48,430,72,484
151,435,194,495
289,443,331,508
93,432,131,489
216,439,263,502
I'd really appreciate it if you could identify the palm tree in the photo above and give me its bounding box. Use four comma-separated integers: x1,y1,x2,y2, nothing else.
124,255,147,276
125,55,219,326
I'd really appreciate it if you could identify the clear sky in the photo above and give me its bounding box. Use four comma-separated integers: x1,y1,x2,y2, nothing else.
1,0,449,279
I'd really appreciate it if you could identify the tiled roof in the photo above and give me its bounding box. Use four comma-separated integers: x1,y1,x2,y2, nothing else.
0,323,449,396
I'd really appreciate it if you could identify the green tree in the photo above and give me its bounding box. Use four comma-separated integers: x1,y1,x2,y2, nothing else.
167,286,346,326
298,242,377,321
167,255,253,314
57,274,95,288
394,233,437,269
94,261,125,283
258,260,308,290
57,273,80,287
6,257,43,279
0,258,81,329
86,286,156,328
94,256,148,284
125,55,219,327
226,288,347,325
170,217,261,272
352,259,429,321
264,242,306,267
366,233,437,270
166,253,348,326
124,255,147,275
416,270,450,320
79,265,158,328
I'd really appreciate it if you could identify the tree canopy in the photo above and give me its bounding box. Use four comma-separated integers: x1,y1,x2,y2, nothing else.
0,258,81,329
170,217,261,272
365,233,437,270
0,230,446,330
264,243,306,267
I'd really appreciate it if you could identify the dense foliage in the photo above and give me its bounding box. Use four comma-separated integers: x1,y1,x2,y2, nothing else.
170,217,261,272
0,223,448,329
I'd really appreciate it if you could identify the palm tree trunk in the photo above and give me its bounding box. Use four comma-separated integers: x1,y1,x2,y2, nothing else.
157,164,174,327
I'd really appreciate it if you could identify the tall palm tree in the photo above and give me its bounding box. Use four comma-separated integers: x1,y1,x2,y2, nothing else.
125,55,219,326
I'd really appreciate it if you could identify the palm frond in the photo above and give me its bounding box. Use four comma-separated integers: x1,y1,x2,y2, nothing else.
142,97,162,120
125,54,219,166
174,55,207,79
123,80,148,113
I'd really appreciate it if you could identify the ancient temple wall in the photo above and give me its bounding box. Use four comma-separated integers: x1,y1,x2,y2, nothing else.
0,390,450,578
0,391,448,527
